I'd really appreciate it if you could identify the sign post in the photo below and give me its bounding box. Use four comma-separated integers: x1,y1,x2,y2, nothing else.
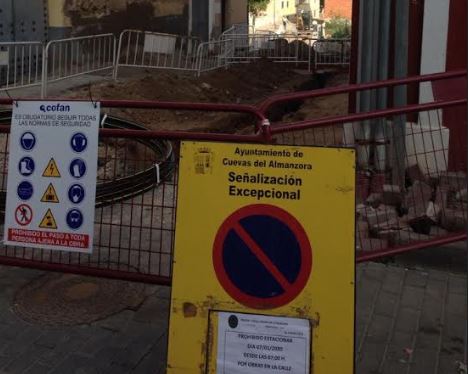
168,141,356,373
3,101,99,253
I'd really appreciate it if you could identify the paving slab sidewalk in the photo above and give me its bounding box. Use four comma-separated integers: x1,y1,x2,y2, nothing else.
0,259,464,373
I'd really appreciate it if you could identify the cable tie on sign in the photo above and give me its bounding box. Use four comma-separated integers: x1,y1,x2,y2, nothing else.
154,163,161,185
5,90,18,107
261,119,271,127
88,84,97,109
101,113,108,128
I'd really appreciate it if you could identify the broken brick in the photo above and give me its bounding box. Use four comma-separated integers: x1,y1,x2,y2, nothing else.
429,226,449,237
455,188,468,202
439,171,467,192
393,229,431,246
356,204,368,219
435,186,449,210
366,206,398,227
370,228,399,244
406,164,427,184
405,180,433,209
382,184,402,206
408,215,433,235
366,193,382,208
356,220,369,240
440,209,467,231
357,238,388,252
370,172,386,193
356,171,371,203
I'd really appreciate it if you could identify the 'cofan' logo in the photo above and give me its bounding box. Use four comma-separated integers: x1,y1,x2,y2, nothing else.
39,103,71,112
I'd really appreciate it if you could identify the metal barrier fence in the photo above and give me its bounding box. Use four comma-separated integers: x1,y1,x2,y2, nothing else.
261,70,466,262
41,34,116,98
224,33,310,61
114,30,201,78
0,31,350,98
220,23,254,39
313,39,351,67
0,100,263,284
220,34,349,71
0,42,43,91
0,70,464,284
0,31,352,98
196,39,234,75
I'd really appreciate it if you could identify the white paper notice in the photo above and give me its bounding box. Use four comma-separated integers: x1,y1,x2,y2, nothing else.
217,312,310,374
3,101,99,253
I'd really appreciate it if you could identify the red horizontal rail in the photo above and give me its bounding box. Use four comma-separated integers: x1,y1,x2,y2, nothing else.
259,69,466,113
0,97,266,120
0,124,263,142
99,128,264,142
270,98,467,134
356,233,466,263
1,70,463,128
101,100,266,119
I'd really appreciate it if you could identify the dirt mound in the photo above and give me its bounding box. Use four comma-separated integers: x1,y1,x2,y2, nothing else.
67,63,349,133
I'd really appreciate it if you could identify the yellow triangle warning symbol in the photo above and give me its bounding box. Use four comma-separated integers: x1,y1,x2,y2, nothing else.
42,158,61,178
39,209,58,230
41,183,59,203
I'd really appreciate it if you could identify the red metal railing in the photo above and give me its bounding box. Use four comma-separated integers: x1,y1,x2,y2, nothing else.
0,69,464,284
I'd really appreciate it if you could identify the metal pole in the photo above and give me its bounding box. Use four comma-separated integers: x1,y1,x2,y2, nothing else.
392,0,409,189
465,3,468,364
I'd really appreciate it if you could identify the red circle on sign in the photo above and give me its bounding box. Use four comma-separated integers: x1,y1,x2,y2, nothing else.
213,204,312,309
15,204,33,226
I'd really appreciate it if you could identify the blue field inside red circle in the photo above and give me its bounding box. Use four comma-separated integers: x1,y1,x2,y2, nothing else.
221,215,301,299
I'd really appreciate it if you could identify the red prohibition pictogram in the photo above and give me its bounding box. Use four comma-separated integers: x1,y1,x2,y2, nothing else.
15,204,33,226
213,204,312,310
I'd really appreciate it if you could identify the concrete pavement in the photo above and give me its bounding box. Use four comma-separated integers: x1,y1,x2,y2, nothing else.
0,249,464,373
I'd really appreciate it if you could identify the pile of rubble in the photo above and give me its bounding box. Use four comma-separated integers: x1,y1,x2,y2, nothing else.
357,166,467,252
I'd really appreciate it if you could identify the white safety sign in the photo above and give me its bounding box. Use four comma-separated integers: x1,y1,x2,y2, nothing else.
216,312,311,374
3,101,100,253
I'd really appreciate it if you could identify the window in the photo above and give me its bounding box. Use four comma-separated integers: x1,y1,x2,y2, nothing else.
282,1,284,9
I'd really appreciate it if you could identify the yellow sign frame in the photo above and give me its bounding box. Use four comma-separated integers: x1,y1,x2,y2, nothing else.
168,141,355,374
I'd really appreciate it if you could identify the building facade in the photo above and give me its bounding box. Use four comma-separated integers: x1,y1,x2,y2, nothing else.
322,0,352,19
252,0,297,32
0,0,247,41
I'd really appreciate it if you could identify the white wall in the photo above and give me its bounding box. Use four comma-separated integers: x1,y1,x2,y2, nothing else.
419,0,450,107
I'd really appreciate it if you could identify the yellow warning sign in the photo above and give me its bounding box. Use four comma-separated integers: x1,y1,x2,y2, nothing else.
42,158,61,178
40,184,59,203
39,209,58,229
167,142,356,374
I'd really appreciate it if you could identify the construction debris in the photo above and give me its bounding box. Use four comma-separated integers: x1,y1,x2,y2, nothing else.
406,164,427,184
357,171,467,252
439,171,467,190
382,184,402,206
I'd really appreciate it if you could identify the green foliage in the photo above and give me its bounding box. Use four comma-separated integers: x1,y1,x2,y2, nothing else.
325,16,351,38
248,0,270,16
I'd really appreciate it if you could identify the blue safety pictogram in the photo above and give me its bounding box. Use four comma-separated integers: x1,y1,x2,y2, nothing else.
18,157,35,176
66,208,83,230
20,132,36,151
17,181,33,201
70,133,88,153
68,184,85,204
69,159,87,179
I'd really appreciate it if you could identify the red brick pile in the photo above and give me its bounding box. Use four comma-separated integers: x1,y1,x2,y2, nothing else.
356,167,466,252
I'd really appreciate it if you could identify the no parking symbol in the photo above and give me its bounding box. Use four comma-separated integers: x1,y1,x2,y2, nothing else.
213,204,312,309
